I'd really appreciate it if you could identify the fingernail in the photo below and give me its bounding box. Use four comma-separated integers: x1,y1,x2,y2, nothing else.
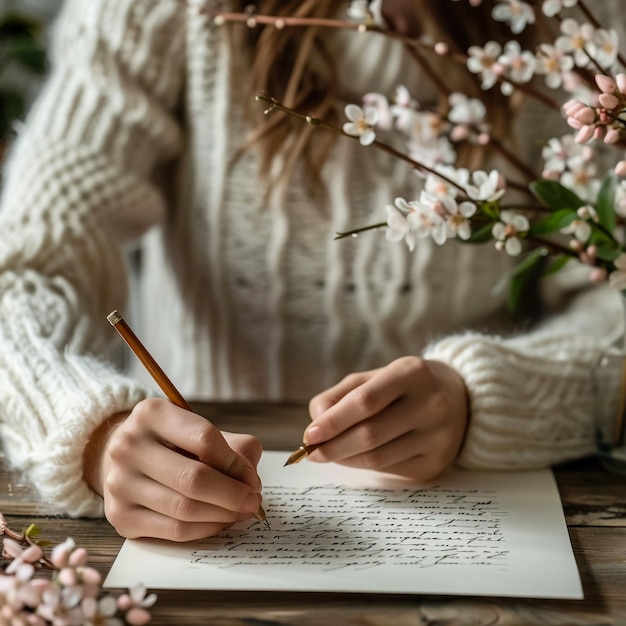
243,493,260,513
304,425,322,445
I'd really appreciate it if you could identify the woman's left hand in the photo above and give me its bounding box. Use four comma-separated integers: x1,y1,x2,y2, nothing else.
306,357,469,481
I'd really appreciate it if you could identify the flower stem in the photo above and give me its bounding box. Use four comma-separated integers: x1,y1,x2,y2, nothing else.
256,93,467,193
335,222,388,240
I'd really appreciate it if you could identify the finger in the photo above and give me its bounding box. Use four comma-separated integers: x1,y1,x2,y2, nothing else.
132,399,261,490
308,371,375,418
304,361,416,445
109,474,246,524
308,397,425,462
336,430,454,482
106,504,246,542
222,432,263,470
130,442,263,515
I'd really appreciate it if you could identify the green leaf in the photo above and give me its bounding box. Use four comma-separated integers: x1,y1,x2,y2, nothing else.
529,179,586,211
543,254,572,276
463,221,495,243
24,523,41,539
4,38,47,74
595,173,618,233
595,242,623,262
0,89,25,139
507,247,548,314
527,209,577,236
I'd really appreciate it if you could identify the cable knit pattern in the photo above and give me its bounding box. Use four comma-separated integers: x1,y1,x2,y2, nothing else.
0,0,623,516
0,0,185,515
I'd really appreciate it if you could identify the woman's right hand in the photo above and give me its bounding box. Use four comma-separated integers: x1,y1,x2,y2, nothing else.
83,398,263,542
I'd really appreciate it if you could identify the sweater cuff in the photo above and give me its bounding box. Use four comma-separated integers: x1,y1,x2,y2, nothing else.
423,332,599,469
0,351,152,518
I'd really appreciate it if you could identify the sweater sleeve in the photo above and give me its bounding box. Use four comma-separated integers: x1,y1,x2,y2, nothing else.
423,282,625,469
0,0,186,516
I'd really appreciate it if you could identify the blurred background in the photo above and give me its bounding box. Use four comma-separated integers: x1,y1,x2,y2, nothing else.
0,0,62,166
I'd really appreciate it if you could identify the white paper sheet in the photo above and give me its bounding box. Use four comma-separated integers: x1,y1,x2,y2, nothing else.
104,451,583,599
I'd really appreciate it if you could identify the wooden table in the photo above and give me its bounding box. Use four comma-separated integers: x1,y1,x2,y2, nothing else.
1,403,625,626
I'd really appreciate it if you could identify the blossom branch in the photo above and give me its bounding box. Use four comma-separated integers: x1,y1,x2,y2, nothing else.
576,0,626,69
256,92,468,193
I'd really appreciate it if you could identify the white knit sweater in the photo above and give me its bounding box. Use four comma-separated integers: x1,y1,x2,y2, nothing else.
0,0,623,518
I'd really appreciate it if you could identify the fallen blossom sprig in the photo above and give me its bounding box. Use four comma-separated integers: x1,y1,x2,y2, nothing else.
0,513,156,625
211,0,626,311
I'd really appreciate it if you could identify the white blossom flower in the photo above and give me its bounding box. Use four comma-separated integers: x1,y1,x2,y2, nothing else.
560,155,601,201
542,134,588,174
498,40,536,88
346,0,369,20
467,41,503,90
82,595,122,626
404,199,447,245
390,84,418,131
362,92,392,130
609,253,626,290
346,0,384,26
425,168,470,199
492,210,530,256
408,135,456,172
593,28,619,69
117,583,158,626
465,169,506,202
615,180,626,217
448,92,487,126
561,219,592,242
414,191,476,243
343,104,378,145
386,199,418,251
492,0,536,34
555,18,595,67
534,44,575,89
541,0,578,18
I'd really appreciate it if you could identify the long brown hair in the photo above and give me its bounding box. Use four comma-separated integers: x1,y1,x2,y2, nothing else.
234,1,527,197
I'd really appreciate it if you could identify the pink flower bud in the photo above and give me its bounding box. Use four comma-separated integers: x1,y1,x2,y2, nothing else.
22,545,43,563
589,267,608,283
617,73,626,94
599,93,619,109
604,128,620,144
450,125,469,141
595,74,617,93
126,607,152,626
615,160,626,176
80,567,102,585
575,107,596,125
566,117,582,130
587,245,597,257
477,132,490,145
593,126,605,140
434,42,449,55
575,125,594,143
562,99,584,115
58,567,78,586
68,547,88,567
3,539,23,559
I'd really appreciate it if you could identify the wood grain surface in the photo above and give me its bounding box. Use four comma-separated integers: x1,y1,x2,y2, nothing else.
0,403,624,626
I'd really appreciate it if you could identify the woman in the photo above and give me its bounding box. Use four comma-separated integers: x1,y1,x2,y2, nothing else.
0,0,620,541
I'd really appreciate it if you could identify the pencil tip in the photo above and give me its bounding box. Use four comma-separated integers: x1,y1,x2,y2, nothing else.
107,310,122,326
284,446,308,466
254,505,268,526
